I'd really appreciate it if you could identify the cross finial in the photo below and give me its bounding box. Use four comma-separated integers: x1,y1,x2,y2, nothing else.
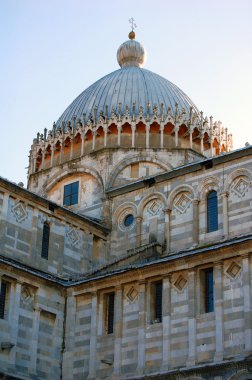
129,17,137,32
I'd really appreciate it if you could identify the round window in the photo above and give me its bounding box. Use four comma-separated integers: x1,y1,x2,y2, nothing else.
124,214,134,227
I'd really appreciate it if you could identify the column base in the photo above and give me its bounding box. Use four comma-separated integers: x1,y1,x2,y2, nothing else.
214,352,223,362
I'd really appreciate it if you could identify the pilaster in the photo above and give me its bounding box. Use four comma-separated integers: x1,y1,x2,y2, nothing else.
112,285,123,378
242,254,252,353
193,200,199,246
136,280,146,375
187,268,196,366
88,292,98,380
221,191,229,239
161,274,172,371
214,261,224,362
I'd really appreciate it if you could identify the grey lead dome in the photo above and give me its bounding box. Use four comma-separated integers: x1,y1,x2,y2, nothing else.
56,37,199,126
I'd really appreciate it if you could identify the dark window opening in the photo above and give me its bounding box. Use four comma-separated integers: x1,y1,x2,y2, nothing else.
0,281,7,319
207,190,218,232
107,293,115,334
204,268,214,313
41,222,50,260
124,214,134,227
63,181,79,206
154,282,162,322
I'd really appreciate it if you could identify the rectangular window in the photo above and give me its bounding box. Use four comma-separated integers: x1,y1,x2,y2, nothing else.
63,181,79,206
106,293,115,334
207,191,218,232
41,222,50,259
0,281,9,319
131,163,139,178
201,268,214,313
150,281,162,323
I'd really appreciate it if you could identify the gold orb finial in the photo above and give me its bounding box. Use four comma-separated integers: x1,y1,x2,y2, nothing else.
128,30,135,40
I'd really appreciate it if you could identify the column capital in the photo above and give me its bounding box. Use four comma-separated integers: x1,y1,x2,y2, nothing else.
221,191,229,198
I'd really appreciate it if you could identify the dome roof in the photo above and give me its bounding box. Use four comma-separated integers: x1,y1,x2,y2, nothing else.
56,35,199,127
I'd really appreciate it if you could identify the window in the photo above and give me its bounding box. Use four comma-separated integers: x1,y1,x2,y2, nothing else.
124,214,134,227
41,222,50,259
201,268,214,313
63,181,79,206
106,293,115,334
151,281,162,323
207,190,218,232
0,281,9,319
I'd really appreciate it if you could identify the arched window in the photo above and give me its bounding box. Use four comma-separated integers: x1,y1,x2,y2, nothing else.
41,222,50,259
207,190,218,232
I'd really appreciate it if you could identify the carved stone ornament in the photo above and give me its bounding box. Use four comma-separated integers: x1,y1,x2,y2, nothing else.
66,227,80,247
147,200,162,216
173,274,187,292
173,193,192,214
126,286,138,303
231,177,250,198
225,261,242,280
11,201,28,223
21,286,34,305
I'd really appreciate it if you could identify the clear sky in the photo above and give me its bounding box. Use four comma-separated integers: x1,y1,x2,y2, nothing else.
0,0,251,186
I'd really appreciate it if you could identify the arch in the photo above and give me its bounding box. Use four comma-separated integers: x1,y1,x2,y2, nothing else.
44,165,104,193
197,176,222,201
107,154,172,189
150,121,160,133
137,192,167,217
225,168,252,192
113,202,137,225
167,184,195,210
121,122,132,133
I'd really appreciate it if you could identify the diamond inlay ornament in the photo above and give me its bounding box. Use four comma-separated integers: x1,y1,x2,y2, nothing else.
226,261,242,280
231,177,250,198
126,287,138,302
66,227,80,247
173,275,187,292
147,201,162,216
11,201,27,223
173,193,192,214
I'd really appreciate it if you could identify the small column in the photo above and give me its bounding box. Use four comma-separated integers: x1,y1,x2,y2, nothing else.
131,123,136,148
146,122,150,148
0,193,9,242
164,208,171,254
242,254,252,353
104,127,108,147
70,137,74,160
174,123,179,147
63,294,76,379
30,300,40,373
161,275,172,371
50,143,54,167
160,123,164,148
117,123,122,146
92,131,96,150
136,216,143,247
88,292,98,379
9,281,22,365
214,261,224,362
41,149,45,170
59,139,63,164
187,268,196,366
81,132,85,156
193,200,199,246
200,133,204,154
137,280,146,375
112,285,123,378
221,192,229,239
189,128,193,149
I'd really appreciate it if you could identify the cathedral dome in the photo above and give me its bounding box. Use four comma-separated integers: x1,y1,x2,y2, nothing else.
56,34,199,127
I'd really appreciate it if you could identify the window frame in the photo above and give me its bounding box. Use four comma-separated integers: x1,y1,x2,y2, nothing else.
150,280,163,324
63,181,79,206
41,222,50,260
199,267,214,314
105,292,115,335
206,190,218,233
0,280,10,320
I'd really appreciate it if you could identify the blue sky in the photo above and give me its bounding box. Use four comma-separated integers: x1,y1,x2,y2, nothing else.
0,0,252,185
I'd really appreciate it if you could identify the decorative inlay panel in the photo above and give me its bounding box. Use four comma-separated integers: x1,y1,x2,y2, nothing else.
226,261,242,280
11,201,28,223
173,274,187,292
126,286,138,302
231,177,250,198
147,201,162,216
173,193,192,214
66,227,80,247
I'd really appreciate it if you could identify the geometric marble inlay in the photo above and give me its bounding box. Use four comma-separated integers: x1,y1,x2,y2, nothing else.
147,201,162,216
66,227,80,247
226,261,242,280
173,193,192,214
126,286,138,303
11,201,28,223
173,274,187,292
231,177,250,198
21,286,33,304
